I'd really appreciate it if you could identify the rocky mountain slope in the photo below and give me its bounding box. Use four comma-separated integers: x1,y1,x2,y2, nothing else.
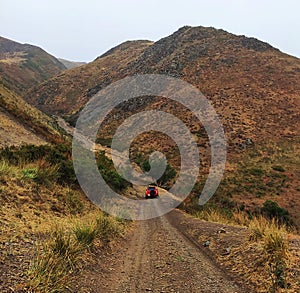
26,26,300,143
24,26,300,226
0,36,66,94
0,36,69,147
26,40,153,115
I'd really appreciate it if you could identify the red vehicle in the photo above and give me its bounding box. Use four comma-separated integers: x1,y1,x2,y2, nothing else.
145,185,159,199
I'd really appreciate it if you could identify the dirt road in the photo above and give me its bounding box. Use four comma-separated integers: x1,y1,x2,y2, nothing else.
76,210,248,293
57,118,248,292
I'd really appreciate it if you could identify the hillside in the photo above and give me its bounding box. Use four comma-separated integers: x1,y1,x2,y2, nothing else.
58,58,86,69
0,81,66,147
3,143,299,292
25,40,153,115
0,36,69,147
26,26,300,142
24,26,300,226
0,143,129,292
0,36,66,94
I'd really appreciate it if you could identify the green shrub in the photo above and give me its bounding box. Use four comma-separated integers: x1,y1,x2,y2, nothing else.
263,227,288,291
22,162,59,186
247,167,264,176
95,216,119,244
97,151,131,191
36,162,59,186
261,200,292,225
22,168,38,180
142,159,151,172
0,144,76,185
95,137,112,147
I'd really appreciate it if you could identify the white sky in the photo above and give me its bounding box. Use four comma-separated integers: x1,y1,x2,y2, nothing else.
0,0,299,62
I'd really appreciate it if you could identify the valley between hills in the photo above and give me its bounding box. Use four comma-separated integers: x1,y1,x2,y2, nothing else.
0,26,299,292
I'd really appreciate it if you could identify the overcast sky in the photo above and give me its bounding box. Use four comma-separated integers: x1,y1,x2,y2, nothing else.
1,0,299,62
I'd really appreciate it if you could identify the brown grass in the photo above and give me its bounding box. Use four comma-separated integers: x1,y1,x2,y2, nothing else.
195,208,299,292
26,211,127,292
0,52,27,64
0,157,130,292
195,208,250,227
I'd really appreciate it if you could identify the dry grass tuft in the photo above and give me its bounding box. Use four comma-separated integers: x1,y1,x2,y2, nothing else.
195,208,250,227
26,211,127,292
249,217,289,292
195,208,295,292
0,159,13,179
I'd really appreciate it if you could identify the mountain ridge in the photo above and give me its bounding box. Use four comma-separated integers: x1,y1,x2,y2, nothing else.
25,25,300,144
0,36,66,94
0,36,68,147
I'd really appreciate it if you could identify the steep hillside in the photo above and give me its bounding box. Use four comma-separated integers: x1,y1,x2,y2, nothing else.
58,58,86,69
0,143,128,292
0,37,69,147
25,40,153,114
0,81,66,147
26,26,300,143
0,36,66,94
25,26,300,225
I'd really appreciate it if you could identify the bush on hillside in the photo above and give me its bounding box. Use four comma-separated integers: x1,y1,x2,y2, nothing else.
0,144,76,185
96,151,131,191
261,200,292,226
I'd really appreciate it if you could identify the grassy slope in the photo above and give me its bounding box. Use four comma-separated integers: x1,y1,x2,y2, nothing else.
0,147,129,292
0,36,66,94
0,82,66,146
224,138,300,226
0,36,69,147
179,137,300,230
171,209,300,293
